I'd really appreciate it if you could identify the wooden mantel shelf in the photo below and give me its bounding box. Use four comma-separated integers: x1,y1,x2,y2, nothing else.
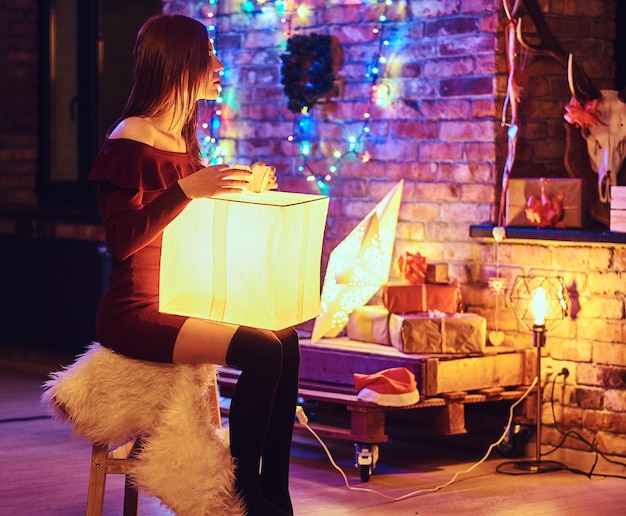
469,224,626,245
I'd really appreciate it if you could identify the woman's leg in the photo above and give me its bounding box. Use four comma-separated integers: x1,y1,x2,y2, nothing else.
172,320,298,515
259,327,299,514
225,326,296,516
172,317,238,365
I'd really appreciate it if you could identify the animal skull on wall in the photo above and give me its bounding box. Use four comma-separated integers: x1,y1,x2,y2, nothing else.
564,59,626,204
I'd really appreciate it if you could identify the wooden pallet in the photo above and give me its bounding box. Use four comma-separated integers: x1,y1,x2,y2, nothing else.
299,337,536,397
217,337,535,444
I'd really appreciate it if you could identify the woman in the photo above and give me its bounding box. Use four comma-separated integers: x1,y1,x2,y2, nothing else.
89,14,299,516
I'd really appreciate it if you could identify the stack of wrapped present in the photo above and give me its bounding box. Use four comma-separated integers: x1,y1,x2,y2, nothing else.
347,251,486,354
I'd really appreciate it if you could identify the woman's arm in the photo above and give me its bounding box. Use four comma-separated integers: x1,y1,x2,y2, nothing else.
99,182,190,260
100,163,251,260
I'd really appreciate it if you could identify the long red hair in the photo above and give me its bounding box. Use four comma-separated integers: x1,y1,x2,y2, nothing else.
111,15,213,164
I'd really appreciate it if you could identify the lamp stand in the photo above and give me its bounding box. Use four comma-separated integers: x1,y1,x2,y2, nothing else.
514,324,563,473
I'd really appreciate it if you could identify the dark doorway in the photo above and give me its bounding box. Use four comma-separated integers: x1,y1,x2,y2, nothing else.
38,0,161,209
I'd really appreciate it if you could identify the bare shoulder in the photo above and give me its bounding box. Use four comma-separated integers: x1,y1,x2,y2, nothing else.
108,117,156,145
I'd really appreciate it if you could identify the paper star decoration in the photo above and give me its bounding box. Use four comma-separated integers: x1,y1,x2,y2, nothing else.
311,180,403,342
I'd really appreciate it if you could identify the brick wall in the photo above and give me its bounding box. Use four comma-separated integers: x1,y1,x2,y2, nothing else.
0,0,623,471
0,0,38,206
162,0,625,470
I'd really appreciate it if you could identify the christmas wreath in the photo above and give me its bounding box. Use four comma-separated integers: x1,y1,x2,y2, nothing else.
280,33,335,113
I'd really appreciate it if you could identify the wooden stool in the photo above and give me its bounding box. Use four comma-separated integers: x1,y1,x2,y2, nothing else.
85,380,222,515
86,438,142,516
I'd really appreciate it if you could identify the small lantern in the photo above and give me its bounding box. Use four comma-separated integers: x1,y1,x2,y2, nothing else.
509,276,569,331
159,190,329,330
508,275,569,473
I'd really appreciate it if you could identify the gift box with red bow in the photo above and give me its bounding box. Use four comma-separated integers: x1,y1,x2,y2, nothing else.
505,178,582,228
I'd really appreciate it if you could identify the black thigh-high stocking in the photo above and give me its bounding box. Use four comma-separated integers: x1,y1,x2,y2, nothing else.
225,326,298,516
260,327,300,514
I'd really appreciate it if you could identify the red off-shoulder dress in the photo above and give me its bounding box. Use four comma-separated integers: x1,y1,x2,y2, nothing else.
89,138,196,363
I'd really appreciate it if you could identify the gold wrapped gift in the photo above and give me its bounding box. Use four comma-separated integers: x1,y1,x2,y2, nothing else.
505,178,582,228
426,262,449,284
389,312,486,354
346,305,391,345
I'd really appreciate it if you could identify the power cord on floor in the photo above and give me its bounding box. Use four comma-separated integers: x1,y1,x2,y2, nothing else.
295,376,537,502
541,369,626,480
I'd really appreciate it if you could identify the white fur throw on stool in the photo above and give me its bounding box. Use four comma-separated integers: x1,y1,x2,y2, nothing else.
41,342,244,516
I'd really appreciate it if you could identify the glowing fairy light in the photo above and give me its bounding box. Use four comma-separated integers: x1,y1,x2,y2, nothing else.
300,141,311,156
296,4,310,18
198,0,225,166
242,1,255,13
375,82,391,108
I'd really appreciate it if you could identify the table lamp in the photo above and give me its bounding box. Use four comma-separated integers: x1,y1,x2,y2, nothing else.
509,275,569,472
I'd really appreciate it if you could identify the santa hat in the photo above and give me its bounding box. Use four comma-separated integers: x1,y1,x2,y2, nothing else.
353,367,420,407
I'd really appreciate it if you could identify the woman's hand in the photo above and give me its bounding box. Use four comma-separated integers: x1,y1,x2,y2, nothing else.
178,165,252,199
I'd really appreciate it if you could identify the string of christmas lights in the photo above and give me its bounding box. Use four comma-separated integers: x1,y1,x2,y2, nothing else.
197,0,396,195
198,0,225,166
286,0,394,194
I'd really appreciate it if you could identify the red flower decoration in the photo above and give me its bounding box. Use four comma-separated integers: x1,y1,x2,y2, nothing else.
564,96,604,129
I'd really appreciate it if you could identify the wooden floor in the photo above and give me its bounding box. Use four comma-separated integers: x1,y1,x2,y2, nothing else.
2,359,626,516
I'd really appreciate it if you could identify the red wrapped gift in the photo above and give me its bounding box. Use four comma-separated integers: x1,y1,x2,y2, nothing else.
381,282,461,314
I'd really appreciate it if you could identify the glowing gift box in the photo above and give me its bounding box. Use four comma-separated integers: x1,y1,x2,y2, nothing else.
159,191,329,330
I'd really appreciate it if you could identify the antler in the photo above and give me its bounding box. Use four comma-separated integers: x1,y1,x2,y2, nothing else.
502,0,521,20
516,0,601,103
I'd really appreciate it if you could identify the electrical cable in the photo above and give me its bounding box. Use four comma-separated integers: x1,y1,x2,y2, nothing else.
540,370,626,480
494,368,569,475
295,377,537,502
0,414,51,424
